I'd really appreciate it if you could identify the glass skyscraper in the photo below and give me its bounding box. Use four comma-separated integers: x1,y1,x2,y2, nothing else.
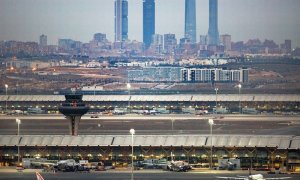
143,0,155,49
208,0,220,45
115,0,128,42
184,0,196,43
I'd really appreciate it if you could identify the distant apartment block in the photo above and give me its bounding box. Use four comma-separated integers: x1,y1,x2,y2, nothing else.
220,34,231,51
0,41,39,57
93,33,107,43
128,67,181,82
39,34,47,47
164,34,177,54
128,67,248,83
181,68,249,83
280,39,292,53
150,34,163,54
58,39,82,50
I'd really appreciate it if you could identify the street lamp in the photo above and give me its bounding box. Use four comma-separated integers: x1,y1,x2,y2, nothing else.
16,83,19,96
5,84,8,112
171,119,174,134
208,119,214,169
171,119,175,161
129,128,135,180
127,83,131,113
16,118,21,165
238,84,242,114
214,88,218,113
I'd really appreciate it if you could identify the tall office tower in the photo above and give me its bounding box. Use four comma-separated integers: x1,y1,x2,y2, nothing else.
143,0,155,49
39,34,47,46
115,0,128,42
208,0,220,45
220,34,232,51
184,0,196,43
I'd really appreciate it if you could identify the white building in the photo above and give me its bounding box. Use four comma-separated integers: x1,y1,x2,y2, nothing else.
181,68,248,83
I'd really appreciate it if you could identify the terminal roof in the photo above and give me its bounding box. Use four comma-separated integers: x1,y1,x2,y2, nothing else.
0,135,298,149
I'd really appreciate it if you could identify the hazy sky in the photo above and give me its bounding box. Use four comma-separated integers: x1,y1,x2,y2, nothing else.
0,0,299,47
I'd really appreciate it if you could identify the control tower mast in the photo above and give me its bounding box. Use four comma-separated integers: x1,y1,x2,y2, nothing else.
59,94,89,136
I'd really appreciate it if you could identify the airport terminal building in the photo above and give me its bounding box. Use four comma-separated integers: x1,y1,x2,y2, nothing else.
0,135,300,171
0,94,299,113
0,94,300,172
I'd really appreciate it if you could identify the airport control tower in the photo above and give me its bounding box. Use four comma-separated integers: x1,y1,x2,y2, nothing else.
59,94,89,136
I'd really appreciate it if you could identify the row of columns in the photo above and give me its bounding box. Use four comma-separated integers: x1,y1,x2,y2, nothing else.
0,146,291,168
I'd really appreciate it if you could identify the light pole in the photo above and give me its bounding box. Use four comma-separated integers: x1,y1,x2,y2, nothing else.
208,119,214,169
94,85,96,96
16,83,19,96
5,84,8,112
238,84,242,114
171,119,174,162
171,119,174,134
16,118,21,165
127,83,131,113
215,87,218,113
129,128,135,180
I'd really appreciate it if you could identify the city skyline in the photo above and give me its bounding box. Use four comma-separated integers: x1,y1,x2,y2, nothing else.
0,0,300,48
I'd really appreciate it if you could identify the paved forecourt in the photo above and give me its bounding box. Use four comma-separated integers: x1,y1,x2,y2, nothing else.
0,114,299,136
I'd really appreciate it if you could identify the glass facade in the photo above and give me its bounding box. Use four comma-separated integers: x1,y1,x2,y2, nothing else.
114,0,128,42
143,0,155,49
208,0,220,45
121,0,128,41
184,0,196,43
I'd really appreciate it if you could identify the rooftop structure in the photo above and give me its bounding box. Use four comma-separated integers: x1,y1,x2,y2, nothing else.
1,94,300,102
0,134,297,148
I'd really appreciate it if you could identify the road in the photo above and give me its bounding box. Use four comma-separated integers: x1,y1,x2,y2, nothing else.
0,114,299,135
0,170,299,180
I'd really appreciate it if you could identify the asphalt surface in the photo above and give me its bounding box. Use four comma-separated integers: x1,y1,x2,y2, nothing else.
0,114,300,136
0,171,299,180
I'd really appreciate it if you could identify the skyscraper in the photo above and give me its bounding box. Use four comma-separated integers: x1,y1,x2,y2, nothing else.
143,0,155,49
39,34,47,46
184,0,196,43
115,0,128,42
208,0,220,45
